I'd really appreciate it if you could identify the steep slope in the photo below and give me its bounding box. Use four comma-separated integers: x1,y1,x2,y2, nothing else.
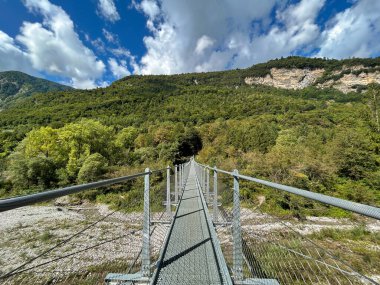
0,71,72,106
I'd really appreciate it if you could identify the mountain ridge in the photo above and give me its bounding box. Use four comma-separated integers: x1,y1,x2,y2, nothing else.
113,56,380,93
0,71,72,106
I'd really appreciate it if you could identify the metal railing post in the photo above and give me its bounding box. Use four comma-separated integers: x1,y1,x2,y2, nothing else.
181,164,185,189
233,169,243,281
179,164,182,191
166,166,171,217
142,168,150,277
203,167,206,192
200,166,203,189
213,166,218,222
206,167,210,202
174,165,178,204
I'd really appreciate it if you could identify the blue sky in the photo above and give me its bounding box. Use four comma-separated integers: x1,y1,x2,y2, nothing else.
0,0,379,88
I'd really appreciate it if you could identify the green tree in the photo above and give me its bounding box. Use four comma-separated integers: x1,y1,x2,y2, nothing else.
77,153,108,183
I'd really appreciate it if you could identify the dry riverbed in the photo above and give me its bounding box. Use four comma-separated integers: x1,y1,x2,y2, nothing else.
0,203,170,284
1,204,379,284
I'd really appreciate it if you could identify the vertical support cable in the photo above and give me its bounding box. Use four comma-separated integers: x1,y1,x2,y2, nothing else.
166,166,171,217
233,169,243,281
142,168,150,277
174,165,178,204
206,167,210,203
213,166,218,222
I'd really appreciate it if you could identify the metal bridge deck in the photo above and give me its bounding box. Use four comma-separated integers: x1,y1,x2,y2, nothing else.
153,163,230,285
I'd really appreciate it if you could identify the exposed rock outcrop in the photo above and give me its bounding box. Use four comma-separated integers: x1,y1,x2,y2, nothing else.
318,71,380,93
245,68,324,90
244,66,380,93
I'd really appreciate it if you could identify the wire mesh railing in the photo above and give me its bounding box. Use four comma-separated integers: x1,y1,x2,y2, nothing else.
194,161,380,285
0,163,189,285
1,159,378,285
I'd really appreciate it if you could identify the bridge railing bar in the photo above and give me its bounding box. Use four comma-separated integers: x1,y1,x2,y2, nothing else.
0,168,168,213
195,162,380,220
196,160,379,284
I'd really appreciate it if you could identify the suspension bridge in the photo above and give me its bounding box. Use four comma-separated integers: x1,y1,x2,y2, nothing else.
0,158,379,285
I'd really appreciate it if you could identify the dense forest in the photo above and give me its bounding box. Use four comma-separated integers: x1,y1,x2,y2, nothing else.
0,56,379,216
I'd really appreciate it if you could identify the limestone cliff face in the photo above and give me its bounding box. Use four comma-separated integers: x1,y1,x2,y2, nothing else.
317,71,380,93
244,66,380,93
245,68,325,90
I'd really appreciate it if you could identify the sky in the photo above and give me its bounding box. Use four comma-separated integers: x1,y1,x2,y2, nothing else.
0,0,379,89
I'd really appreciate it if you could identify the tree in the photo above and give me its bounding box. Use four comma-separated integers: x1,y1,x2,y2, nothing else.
77,153,108,183
8,119,115,188
115,127,139,150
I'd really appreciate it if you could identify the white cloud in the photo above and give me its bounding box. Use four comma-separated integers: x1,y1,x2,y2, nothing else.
0,30,35,74
97,0,120,22
231,0,325,66
195,35,215,55
137,0,327,74
102,28,119,44
0,0,105,88
139,0,160,20
108,58,131,78
317,0,380,58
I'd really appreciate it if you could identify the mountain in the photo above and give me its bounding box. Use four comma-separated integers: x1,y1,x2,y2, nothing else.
111,56,380,94
0,71,72,106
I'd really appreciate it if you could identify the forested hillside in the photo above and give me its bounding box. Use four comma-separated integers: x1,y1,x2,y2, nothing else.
0,57,379,216
0,71,72,106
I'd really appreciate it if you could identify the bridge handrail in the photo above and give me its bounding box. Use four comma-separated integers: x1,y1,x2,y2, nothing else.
0,168,167,213
195,161,380,220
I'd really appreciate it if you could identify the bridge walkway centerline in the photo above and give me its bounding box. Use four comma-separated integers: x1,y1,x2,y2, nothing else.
152,161,232,285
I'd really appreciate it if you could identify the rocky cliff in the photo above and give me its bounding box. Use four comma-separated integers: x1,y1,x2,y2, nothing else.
244,65,380,93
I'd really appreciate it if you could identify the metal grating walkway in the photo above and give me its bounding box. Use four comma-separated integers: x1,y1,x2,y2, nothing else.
153,163,231,285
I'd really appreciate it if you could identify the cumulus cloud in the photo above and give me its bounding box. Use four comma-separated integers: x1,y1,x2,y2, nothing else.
138,0,160,20
108,58,130,78
135,0,380,75
233,0,325,66
97,0,120,22
317,0,380,58
0,0,105,88
0,30,34,74
136,0,328,74
2,0,380,87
